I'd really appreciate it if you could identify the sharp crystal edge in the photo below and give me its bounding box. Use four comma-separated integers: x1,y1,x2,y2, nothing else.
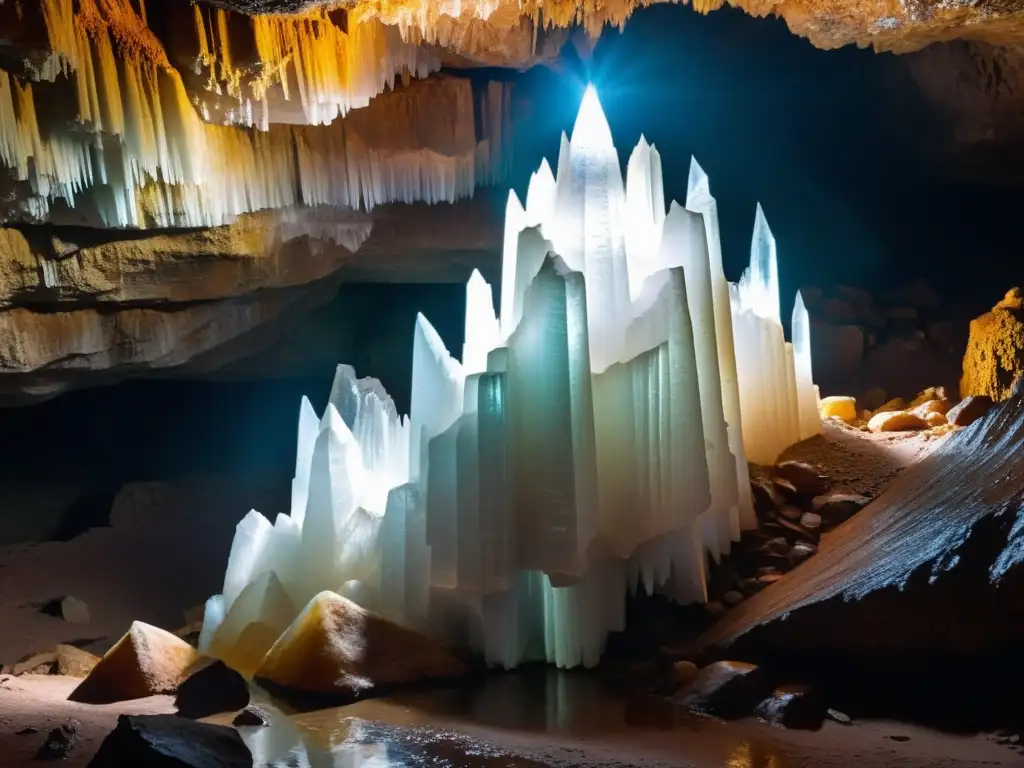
200,85,820,670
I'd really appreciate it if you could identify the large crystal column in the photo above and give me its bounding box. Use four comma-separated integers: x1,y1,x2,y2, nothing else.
685,159,755,529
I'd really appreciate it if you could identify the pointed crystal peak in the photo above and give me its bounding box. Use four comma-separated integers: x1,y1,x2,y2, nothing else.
793,289,806,317
467,268,487,288
687,156,710,200
571,84,613,151
506,189,524,217
742,201,780,323
321,401,345,431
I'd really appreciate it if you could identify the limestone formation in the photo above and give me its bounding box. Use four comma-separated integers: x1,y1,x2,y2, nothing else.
70,622,198,704
960,289,1024,402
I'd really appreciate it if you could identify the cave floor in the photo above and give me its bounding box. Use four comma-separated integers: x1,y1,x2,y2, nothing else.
1,673,1021,768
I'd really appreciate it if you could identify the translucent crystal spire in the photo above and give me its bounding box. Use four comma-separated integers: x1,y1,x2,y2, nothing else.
202,84,819,675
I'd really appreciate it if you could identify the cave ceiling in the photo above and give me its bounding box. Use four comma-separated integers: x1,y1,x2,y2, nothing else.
0,0,1021,402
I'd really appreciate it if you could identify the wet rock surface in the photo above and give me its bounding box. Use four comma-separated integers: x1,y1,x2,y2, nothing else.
87,715,253,768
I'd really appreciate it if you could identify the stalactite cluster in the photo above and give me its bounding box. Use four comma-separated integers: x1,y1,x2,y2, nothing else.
0,0,510,229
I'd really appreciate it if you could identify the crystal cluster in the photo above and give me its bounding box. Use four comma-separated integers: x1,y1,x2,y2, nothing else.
200,86,818,671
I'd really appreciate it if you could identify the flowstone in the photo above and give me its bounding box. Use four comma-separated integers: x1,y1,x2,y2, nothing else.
201,85,819,671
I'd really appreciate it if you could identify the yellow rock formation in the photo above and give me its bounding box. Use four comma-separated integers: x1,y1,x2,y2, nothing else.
867,410,929,433
255,591,467,700
818,395,857,423
960,289,1024,402
69,621,197,703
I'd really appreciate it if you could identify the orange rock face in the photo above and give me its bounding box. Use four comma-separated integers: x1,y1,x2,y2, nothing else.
70,622,198,704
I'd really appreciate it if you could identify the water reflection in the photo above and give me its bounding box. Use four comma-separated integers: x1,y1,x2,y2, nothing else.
237,668,798,768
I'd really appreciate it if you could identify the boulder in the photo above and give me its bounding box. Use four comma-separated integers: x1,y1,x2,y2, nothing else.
960,288,1024,401
910,387,949,408
818,396,857,423
774,461,829,497
70,622,198,704
923,412,948,427
87,715,252,768
789,541,817,565
254,591,468,702
671,661,774,719
175,657,250,719
946,395,994,427
867,410,929,433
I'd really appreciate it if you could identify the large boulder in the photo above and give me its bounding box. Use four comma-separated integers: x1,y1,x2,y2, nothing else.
960,288,1024,401
254,591,468,703
70,622,198,704
87,715,252,768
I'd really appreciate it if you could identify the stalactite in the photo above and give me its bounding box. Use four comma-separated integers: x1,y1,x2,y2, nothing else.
0,0,507,229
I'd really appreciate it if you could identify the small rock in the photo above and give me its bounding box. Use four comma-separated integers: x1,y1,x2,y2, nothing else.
757,573,784,586
754,686,824,730
722,591,744,607
672,661,774,719
55,645,101,678
670,660,699,690
232,706,270,728
705,601,726,618
86,715,252,768
812,493,869,525
859,387,888,412
12,651,57,676
923,412,947,428
910,387,949,408
888,735,911,742
872,397,906,415
175,657,250,719
799,512,821,531
868,410,929,433
750,475,782,515
39,596,90,625
774,461,829,497
762,537,790,556
789,542,817,565
777,505,802,522
818,396,857,424
36,720,82,760
16,727,40,736
771,477,798,498
739,578,764,596
773,516,818,543
827,708,852,724
946,395,994,428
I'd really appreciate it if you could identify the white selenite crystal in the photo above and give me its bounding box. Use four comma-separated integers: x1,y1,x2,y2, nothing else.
731,204,806,464
202,84,819,673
